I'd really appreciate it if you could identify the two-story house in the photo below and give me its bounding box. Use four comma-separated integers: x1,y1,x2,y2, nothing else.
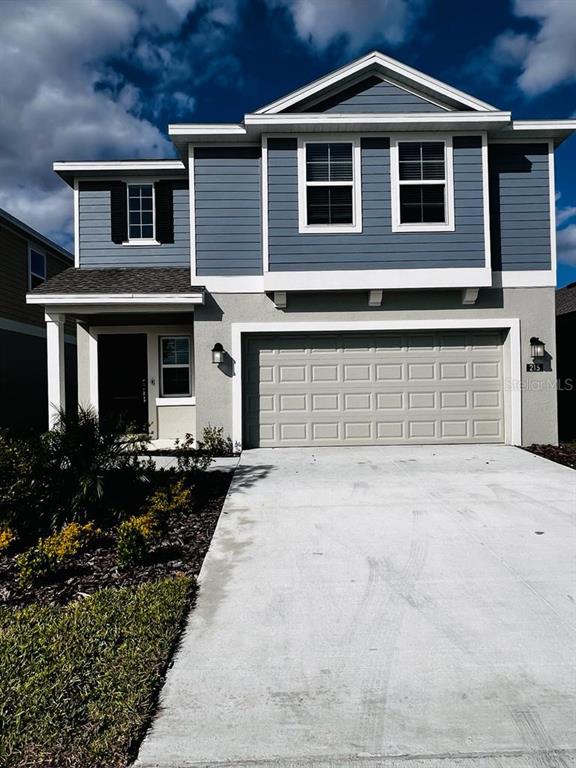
28,52,575,447
0,208,76,431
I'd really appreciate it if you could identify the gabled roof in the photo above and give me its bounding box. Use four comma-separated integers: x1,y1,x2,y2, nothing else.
255,50,498,115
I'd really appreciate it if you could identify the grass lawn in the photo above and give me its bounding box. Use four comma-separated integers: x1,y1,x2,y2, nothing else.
0,576,193,768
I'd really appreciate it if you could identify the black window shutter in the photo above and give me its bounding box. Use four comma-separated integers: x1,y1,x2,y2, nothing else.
155,181,174,244
110,181,127,244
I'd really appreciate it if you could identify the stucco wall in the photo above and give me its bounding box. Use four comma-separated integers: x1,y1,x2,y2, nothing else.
192,287,557,447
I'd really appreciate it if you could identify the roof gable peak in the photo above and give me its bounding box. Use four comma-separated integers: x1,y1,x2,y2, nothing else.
255,50,498,115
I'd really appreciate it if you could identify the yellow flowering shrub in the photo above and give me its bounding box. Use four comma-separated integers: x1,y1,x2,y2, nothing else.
146,480,192,526
42,522,99,561
0,526,15,552
116,512,159,568
16,522,100,586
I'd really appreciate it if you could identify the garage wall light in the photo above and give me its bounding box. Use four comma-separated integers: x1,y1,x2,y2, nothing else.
530,337,545,359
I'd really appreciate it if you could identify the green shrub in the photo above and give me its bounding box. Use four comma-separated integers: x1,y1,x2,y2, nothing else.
0,576,193,768
15,547,52,587
0,407,154,543
174,433,214,473
146,479,192,528
116,513,159,568
16,523,100,586
200,424,234,456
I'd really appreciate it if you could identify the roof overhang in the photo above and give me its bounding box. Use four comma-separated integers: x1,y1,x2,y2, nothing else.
27,291,204,308
54,160,186,187
169,112,513,149
254,51,498,114
495,120,576,147
243,110,512,133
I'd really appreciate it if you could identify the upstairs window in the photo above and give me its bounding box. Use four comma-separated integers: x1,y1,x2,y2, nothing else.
28,247,46,290
127,183,155,241
298,139,361,233
160,336,191,397
391,138,454,232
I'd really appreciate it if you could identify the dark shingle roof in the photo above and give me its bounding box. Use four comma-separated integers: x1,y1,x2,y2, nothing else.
30,267,204,295
556,283,576,316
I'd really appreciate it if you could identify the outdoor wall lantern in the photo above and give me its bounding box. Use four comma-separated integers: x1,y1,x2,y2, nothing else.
530,337,545,359
211,342,225,365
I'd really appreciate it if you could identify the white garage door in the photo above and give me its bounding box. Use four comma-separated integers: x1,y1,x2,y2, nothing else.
243,331,505,447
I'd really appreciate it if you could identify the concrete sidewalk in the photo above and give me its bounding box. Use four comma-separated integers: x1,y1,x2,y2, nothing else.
135,445,576,768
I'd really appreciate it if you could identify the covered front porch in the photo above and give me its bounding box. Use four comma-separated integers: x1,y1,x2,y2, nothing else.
27,267,205,441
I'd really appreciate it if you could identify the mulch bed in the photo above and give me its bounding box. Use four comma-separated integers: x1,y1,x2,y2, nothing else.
0,470,232,608
525,443,576,471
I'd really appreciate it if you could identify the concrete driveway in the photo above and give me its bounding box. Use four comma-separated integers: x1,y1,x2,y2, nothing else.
136,446,576,768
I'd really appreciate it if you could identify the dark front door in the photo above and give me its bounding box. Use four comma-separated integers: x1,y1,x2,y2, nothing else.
98,334,148,432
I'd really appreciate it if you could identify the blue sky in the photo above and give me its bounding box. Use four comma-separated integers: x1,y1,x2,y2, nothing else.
0,0,575,283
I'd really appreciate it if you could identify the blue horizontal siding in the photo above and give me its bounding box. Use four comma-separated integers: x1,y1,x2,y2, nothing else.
489,143,551,271
79,184,190,268
267,136,486,272
295,75,449,114
194,147,262,276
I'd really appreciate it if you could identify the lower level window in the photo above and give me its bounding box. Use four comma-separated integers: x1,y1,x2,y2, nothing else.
160,336,191,397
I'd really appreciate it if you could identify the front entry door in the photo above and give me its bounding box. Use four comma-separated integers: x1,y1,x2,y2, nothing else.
98,334,148,432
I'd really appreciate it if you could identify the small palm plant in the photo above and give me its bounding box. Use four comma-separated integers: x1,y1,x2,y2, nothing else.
44,406,152,528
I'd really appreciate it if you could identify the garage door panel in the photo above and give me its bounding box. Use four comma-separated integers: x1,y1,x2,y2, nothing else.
243,331,504,447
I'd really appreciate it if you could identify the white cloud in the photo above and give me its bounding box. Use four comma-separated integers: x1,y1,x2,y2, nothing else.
514,0,576,96
473,0,576,97
558,224,576,266
267,0,427,53
557,206,576,227
0,0,185,247
0,0,241,249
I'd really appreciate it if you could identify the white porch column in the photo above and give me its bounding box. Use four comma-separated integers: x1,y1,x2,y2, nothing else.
45,312,66,427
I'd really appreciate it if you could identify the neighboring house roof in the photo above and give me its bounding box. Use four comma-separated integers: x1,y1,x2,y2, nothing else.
556,283,576,316
29,267,204,296
0,207,73,262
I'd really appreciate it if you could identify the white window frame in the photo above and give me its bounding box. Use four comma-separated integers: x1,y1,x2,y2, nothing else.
28,244,46,290
159,335,192,398
126,181,157,245
390,134,455,233
297,136,362,234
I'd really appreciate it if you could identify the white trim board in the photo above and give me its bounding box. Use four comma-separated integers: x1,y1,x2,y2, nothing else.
155,396,196,407
548,139,557,286
54,160,185,172
263,267,492,292
243,111,512,131
27,293,204,305
230,318,522,449
492,271,556,288
261,136,269,273
73,179,80,267
189,144,196,281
